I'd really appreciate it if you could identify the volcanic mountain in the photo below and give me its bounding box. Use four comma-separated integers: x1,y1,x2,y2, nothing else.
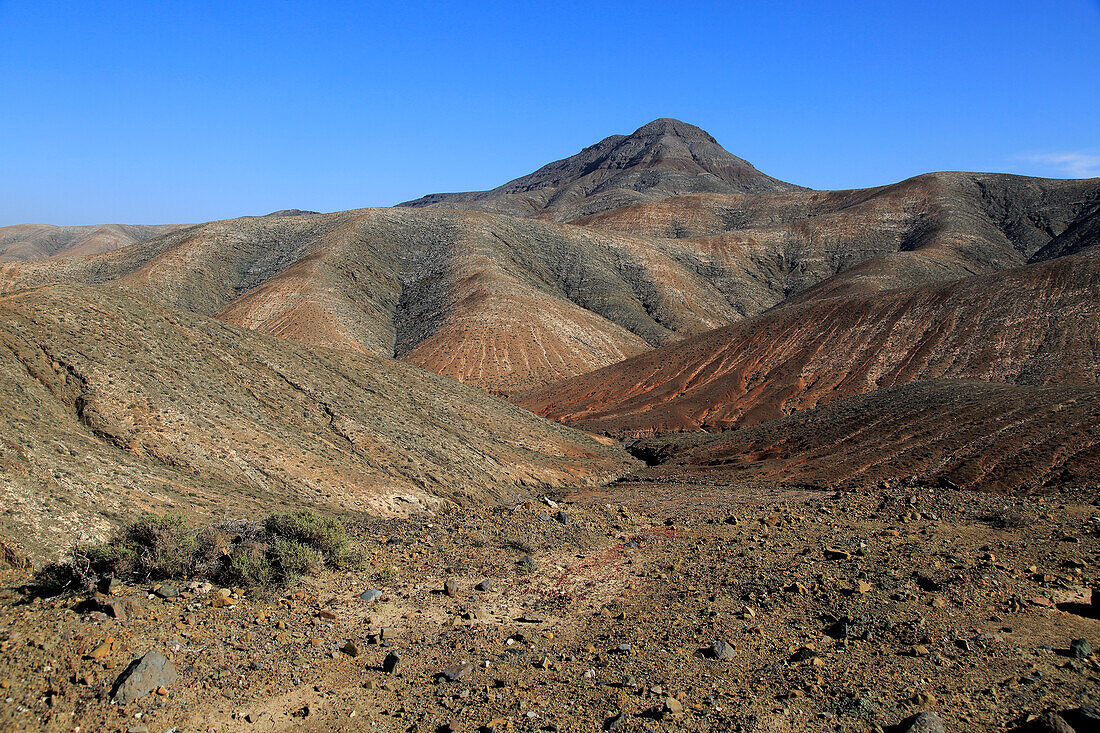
0,284,633,558
0,222,187,261
518,248,1100,435
399,118,804,220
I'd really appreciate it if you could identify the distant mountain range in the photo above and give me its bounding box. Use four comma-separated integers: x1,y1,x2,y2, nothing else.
0,223,188,262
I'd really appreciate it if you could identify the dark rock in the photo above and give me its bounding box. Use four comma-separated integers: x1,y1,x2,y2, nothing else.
111,651,176,704
475,579,494,592
1024,711,1075,733
443,578,458,597
604,712,627,731
897,712,944,733
710,639,736,661
78,594,143,624
555,511,571,525
382,651,401,673
153,585,179,599
1062,705,1100,731
826,618,853,640
1070,638,1092,658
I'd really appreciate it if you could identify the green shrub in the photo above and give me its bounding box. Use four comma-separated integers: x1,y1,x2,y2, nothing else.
270,539,323,583
222,543,274,588
373,565,398,583
120,513,196,579
264,510,349,562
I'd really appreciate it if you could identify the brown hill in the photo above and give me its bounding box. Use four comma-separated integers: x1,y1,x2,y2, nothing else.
0,210,751,393
0,223,188,262
0,284,634,558
399,118,803,220
518,250,1100,435
629,379,1100,495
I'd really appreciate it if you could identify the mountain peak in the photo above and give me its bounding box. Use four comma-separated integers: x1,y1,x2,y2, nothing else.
630,118,716,143
399,119,804,220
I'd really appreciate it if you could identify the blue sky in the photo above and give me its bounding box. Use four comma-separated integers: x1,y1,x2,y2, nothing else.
1,0,1098,225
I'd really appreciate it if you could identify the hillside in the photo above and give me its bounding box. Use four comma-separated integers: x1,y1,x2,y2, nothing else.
0,209,762,394
0,284,634,558
399,118,804,220
629,379,1100,495
518,250,1100,435
3,172,1097,396
0,223,188,261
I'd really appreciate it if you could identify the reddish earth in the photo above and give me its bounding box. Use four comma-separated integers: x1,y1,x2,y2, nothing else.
517,250,1100,436
628,379,1100,495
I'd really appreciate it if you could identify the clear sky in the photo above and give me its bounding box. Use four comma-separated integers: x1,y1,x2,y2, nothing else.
2,0,1098,225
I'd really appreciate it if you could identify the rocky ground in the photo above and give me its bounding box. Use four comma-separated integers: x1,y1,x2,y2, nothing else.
0,482,1098,733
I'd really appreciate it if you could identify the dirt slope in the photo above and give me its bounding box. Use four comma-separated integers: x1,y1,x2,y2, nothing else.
630,379,1100,495
518,250,1100,435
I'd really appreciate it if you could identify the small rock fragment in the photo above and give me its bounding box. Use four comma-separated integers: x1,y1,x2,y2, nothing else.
436,663,474,683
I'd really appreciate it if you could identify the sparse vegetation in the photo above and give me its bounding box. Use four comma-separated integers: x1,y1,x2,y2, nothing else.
373,565,398,583
35,509,351,595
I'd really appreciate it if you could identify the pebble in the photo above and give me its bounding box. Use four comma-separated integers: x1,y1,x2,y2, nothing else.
475,579,494,592
383,651,401,673
359,589,383,603
443,578,458,597
436,663,474,683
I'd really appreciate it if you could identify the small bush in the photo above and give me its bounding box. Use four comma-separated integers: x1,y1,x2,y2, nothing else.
270,539,323,583
120,513,196,579
373,565,398,583
264,510,349,562
222,542,275,588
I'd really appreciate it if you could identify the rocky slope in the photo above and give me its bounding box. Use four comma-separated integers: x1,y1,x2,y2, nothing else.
518,250,1100,435
0,284,634,559
629,380,1100,495
399,118,804,221
0,223,189,262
